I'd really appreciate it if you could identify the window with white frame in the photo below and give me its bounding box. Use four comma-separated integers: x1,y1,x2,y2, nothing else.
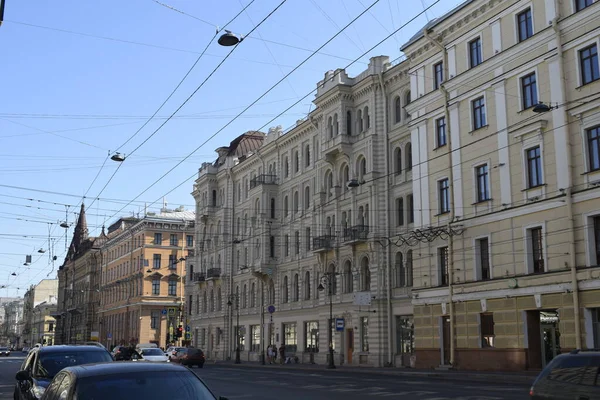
526,146,543,188
589,215,600,266
150,310,159,329
580,44,599,85
477,237,490,280
152,279,160,295
433,61,444,90
283,323,297,352
250,325,260,352
475,164,490,202
528,227,545,273
439,246,449,286
521,72,538,109
438,178,450,214
472,97,486,130
305,321,319,352
469,37,482,68
436,117,446,147
575,0,593,12
587,126,600,171
480,313,495,347
516,8,533,42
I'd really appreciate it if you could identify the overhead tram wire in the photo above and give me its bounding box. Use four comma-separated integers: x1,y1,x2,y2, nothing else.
93,0,436,233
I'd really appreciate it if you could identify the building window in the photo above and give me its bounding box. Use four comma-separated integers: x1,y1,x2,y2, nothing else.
170,234,178,246
407,195,414,224
394,96,401,123
284,235,289,257
472,97,486,130
168,280,177,296
439,246,449,286
294,231,300,255
592,308,600,348
154,233,162,245
152,279,160,295
168,254,176,269
587,126,600,171
530,227,545,273
305,228,311,251
526,146,543,188
593,216,600,265
576,0,593,12
475,164,490,202
250,325,260,352
433,61,444,90
236,326,245,351
469,37,482,68
153,254,161,269
395,317,414,355
438,178,450,214
305,321,319,352
360,317,369,352
305,145,311,167
517,8,533,42
150,310,159,329
394,148,402,174
284,323,297,352
436,117,446,147
481,313,495,347
48,322,54,332
396,198,404,226
580,44,599,85
478,238,490,280
521,72,538,110
186,235,194,247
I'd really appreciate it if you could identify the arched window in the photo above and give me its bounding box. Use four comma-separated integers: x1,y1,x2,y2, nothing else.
212,190,217,206
270,198,276,219
363,106,370,130
406,250,413,287
284,196,289,217
328,116,333,139
284,156,289,177
242,284,247,308
346,110,352,135
344,261,353,293
294,151,299,173
357,109,363,133
333,113,339,136
293,274,299,301
250,283,256,307
255,199,260,216
326,216,332,236
209,290,215,312
282,276,289,303
202,291,207,313
357,156,367,181
358,206,365,225
217,287,222,311
394,148,402,175
268,279,275,304
328,264,337,294
395,252,405,288
304,271,311,300
305,145,311,167
404,91,411,119
293,191,299,213
341,211,348,230
325,170,334,197
304,186,310,209
365,204,370,226
394,96,401,123
342,164,350,190
361,257,371,291
405,142,412,171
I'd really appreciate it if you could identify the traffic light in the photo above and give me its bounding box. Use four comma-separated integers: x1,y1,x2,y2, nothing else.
176,325,183,338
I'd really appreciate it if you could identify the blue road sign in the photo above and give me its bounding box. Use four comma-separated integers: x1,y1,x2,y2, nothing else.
267,305,276,314
107,333,112,339
335,318,345,332
161,309,167,315
185,325,191,332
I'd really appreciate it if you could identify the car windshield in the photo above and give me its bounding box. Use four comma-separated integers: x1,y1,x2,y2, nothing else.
75,371,217,400
0,347,8,351
187,349,202,356
35,351,113,378
141,349,164,356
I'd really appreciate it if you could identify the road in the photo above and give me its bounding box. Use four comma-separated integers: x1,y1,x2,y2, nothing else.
0,355,531,400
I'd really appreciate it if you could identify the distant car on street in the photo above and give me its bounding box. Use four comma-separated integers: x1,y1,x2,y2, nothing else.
14,344,114,400
170,348,205,368
529,350,600,399
111,346,142,361
138,347,169,363
0,347,10,356
36,362,226,400
164,346,184,360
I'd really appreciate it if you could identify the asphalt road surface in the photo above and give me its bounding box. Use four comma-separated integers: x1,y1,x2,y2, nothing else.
0,355,531,400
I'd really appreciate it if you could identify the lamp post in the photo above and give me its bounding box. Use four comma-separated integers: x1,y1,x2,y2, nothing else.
227,293,241,364
318,272,338,369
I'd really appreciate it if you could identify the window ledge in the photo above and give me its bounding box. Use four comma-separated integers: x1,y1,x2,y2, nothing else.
469,125,489,135
434,211,451,217
576,78,600,90
433,144,447,151
471,198,492,205
521,183,547,192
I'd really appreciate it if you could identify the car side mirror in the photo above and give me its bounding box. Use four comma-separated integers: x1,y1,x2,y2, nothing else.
15,370,31,381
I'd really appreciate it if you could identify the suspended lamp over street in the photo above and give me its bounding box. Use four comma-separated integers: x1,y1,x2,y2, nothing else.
60,222,69,228
532,102,558,113
111,153,125,162
218,30,243,46
38,248,46,253
11,272,16,276
347,179,360,188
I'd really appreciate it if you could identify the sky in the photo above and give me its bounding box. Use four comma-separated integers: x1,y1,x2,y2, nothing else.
0,0,463,296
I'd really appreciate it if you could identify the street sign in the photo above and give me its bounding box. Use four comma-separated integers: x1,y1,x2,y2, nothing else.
90,331,99,341
107,333,112,339
335,318,345,332
267,305,276,314
185,332,191,340
168,307,176,316
185,325,191,332
161,309,167,315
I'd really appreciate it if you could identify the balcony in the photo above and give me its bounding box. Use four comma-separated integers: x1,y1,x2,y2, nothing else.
312,235,336,253
343,225,369,244
192,272,205,282
322,134,353,159
250,174,278,189
206,268,221,280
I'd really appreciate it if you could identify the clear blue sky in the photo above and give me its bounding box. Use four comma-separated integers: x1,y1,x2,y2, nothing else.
0,0,461,296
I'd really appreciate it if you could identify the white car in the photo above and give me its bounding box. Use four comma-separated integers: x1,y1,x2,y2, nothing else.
139,347,169,362
165,346,184,360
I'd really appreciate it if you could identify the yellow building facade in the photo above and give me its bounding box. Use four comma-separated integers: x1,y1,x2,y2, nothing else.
98,208,195,349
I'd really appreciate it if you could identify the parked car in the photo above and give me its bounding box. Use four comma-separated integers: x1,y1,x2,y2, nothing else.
0,347,10,356
37,362,226,400
14,345,114,400
529,349,600,399
164,346,184,360
171,348,205,368
138,348,169,363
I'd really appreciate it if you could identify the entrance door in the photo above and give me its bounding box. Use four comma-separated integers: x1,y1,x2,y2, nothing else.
346,329,354,365
442,317,451,365
541,322,560,366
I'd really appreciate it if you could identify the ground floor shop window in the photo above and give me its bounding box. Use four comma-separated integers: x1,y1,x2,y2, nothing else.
251,325,260,352
360,317,369,352
305,321,319,352
395,316,414,354
480,313,495,348
283,323,297,352
236,326,245,351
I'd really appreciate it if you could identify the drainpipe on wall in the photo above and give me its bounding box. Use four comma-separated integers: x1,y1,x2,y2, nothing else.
551,6,582,348
424,29,456,366
377,71,394,367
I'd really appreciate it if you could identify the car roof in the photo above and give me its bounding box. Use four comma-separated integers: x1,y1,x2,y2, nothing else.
61,361,190,378
35,345,110,354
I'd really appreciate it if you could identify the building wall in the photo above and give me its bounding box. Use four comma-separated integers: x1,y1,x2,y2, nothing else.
402,0,600,370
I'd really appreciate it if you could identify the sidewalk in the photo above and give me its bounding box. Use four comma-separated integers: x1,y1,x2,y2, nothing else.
209,360,539,385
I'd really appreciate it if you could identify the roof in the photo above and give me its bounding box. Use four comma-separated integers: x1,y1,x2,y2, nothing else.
400,0,475,51
36,345,110,354
62,361,189,378
148,210,195,221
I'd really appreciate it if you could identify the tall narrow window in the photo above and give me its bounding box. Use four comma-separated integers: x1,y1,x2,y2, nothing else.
436,117,446,147
168,279,177,296
478,238,490,280
439,246,449,286
406,143,412,171
517,8,533,42
305,228,311,251
476,164,490,202
269,236,275,258
394,148,402,174
394,97,401,123
396,198,404,226
472,97,486,130
580,44,599,85
481,313,495,348
305,145,311,167
526,146,543,188
588,126,600,171
154,233,162,244
170,234,178,246
530,227,544,273
438,179,450,214
346,110,352,135
469,37,482,68
360,317,369,352
521,72,538,110
294,231,300,255
593,216,600,265
576,0,593,12
407,194,414,224
152,279,160,295
284,235,289,257
270,198,276,219
433,61,444,89
153,254,161,269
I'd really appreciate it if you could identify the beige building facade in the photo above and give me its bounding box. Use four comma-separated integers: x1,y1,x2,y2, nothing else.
22,279,58,346
187,54,417,367
403,0,600,370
